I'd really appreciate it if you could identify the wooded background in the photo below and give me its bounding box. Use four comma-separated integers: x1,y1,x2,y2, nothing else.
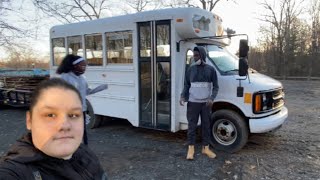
1,0,319,79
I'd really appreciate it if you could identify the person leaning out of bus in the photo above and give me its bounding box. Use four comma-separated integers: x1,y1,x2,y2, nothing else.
56,54,108,145
179,46,219,160
0,78,107,179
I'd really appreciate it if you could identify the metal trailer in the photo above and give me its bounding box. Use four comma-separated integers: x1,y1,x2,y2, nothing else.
0,69,49,107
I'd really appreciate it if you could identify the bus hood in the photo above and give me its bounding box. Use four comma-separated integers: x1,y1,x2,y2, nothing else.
246,72,283,91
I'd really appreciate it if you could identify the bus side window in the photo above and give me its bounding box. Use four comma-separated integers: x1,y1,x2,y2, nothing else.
106,31,133,64
52,38,66,66
67,36,83,56
85,34,103,66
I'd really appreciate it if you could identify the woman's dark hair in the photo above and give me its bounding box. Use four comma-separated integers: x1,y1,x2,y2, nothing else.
29,78,82,112
56,54,82,74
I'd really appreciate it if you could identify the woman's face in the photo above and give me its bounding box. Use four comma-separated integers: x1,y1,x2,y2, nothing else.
26,87,83,160
73,61,87,75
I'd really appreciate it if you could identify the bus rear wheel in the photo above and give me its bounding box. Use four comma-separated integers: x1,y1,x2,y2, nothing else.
86,100,102,129
210,109,248,153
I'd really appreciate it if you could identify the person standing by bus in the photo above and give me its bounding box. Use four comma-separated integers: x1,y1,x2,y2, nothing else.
0,78,107,179
56,54,108,145
179,46,219,160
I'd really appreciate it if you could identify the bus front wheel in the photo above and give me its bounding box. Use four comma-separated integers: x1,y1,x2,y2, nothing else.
86,100,102,129
210,109,248,153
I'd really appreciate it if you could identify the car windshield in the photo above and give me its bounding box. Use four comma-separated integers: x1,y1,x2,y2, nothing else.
206,45,239,74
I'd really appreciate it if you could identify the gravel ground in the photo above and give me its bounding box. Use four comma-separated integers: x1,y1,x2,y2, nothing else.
0,80,319,180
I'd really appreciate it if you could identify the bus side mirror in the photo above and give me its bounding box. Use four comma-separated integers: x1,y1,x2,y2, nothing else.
239,39,249,58
239,58,248,76
239,39,249,76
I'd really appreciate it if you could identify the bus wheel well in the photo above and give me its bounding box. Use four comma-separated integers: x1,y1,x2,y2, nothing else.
86,99,102,129
212,102,248,123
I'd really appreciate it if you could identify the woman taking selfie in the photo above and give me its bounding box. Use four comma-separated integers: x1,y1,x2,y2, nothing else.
0,78,107,179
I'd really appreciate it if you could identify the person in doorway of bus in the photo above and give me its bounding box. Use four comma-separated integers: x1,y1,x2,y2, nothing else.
56,54,108,145
0,78,107,179
179,46,219,160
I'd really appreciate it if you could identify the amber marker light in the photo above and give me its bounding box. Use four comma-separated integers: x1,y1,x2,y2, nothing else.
176,18,183,22
244,93,252,104
255,94,262,112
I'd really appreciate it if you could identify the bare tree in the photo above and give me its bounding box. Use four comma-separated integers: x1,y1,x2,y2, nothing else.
258,0,302,78
127,0,151,12
258,0,284,76
163,0,196,8
123,0,163,13
33,0,237,23
308,0,320,78
256,24,278,75
287,18,311,76
163,0,236,11
198,0,236,11
0,0,23,46
32,0,113,23
2,45,49,69
283,0,302,77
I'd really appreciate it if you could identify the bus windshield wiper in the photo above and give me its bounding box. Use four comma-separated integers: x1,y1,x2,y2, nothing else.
224,69,238,73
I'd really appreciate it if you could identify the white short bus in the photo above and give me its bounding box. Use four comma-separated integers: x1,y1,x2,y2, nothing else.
50,7,288,152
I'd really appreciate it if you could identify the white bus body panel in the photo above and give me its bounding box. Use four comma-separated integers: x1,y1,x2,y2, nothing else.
50,7,288,134
176,42,287,133
249,106,288,133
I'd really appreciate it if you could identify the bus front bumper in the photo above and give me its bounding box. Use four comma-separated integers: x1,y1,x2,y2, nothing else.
249,106,288,133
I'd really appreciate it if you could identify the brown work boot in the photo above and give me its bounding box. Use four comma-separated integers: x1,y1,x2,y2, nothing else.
202,145,216,159
186,145,195,160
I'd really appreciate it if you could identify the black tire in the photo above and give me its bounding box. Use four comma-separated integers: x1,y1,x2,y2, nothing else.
86,100,102,129
210,109,248,153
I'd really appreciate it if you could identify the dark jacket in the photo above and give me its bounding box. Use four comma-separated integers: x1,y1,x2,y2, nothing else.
181,46,219,102
0,133,107,180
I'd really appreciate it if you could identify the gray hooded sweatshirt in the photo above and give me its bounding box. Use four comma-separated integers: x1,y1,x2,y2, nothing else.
181,46,219,103
61,72,107,111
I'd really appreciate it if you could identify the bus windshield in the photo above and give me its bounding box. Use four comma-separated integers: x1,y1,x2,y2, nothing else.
206,45,239,74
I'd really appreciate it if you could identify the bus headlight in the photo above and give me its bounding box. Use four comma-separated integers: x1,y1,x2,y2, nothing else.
254,93,270,113
253,89,284,114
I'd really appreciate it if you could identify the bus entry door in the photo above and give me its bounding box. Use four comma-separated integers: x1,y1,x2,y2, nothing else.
137,20,171,131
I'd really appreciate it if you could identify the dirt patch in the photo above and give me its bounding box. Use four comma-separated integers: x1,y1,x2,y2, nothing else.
0,80,319,179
